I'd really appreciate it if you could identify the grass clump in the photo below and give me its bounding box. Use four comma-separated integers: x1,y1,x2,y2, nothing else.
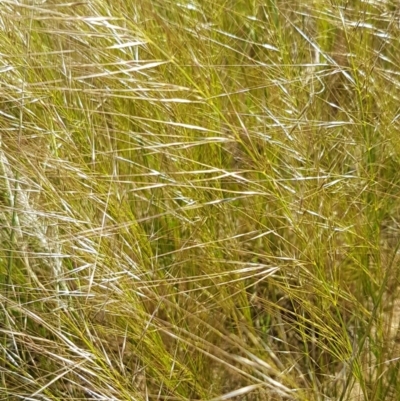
1,0,400,400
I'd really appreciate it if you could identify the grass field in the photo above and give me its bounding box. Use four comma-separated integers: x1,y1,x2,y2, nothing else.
1,0,400,400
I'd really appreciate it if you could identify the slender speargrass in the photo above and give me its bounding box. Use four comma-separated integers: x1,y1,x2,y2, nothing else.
1,1,400,400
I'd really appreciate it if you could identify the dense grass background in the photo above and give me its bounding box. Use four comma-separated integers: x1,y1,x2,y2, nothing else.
1,0,400,400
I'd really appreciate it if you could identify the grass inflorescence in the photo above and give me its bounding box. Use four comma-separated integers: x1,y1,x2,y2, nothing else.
1,0,400,400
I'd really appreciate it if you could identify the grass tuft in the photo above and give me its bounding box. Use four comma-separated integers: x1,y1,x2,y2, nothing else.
1,1,400,400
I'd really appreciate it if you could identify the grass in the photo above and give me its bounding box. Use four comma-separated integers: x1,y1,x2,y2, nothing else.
1,0,400,400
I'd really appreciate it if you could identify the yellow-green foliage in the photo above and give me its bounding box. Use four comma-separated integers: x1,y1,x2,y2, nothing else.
1,1,400,400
